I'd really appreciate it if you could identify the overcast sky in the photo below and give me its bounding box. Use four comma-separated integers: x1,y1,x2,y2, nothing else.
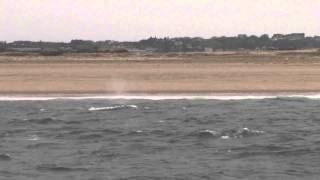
1,0,319,42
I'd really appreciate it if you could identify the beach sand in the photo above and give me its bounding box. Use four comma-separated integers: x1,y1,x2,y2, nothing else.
1,50,320,94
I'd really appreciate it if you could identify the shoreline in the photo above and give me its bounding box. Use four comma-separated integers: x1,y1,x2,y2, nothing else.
1,89,320,95
1,91,320,101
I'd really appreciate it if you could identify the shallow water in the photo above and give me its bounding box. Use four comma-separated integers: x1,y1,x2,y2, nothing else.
1,98,320,179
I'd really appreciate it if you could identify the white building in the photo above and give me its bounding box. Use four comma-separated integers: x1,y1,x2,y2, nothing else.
204,48,213,52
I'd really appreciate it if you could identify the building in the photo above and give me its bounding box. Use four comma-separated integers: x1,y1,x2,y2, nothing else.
70,40,97,52
314,36,320,41
10,41,38,48
272,33,305,41
173,40,183,46
204,48,213,52
285,33,305,40
271,34,285,41
0,41,6,50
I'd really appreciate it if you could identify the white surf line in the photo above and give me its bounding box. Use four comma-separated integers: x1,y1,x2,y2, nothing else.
1,93,320,101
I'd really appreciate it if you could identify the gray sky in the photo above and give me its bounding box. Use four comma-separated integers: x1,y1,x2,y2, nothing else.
1,0,319,42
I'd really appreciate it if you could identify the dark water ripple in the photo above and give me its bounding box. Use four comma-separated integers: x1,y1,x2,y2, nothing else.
36,163,89,172
1,98,320,179
0,153,12,161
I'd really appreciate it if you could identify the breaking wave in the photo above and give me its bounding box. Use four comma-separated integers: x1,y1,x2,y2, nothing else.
88,105,138,111
194,127,265,139
1,93,320,101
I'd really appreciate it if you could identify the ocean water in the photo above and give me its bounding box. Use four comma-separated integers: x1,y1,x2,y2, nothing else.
1,97,320,180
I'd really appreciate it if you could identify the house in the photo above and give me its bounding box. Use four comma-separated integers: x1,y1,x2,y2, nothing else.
10,41,39,48
204,48,213,52
314,36,320,41
0,41,6,51
285,33,305,40
70,40,97,52
271,34,285,41
145,47,158,52
272,33,305,41
173,40,183,46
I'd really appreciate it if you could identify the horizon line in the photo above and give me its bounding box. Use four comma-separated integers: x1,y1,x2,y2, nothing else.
2,32,319,43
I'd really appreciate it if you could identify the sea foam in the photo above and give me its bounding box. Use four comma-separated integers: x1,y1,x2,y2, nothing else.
1,93,320,101
89,105,138,111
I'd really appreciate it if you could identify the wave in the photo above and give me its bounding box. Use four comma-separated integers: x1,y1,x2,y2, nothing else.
27,118,63,124
9,118,63,125
0,153,12,161
26,143,58,149
1,93,320,101
77,133,103,140
231,145,317,159
89,105,138,111
194,127,265,139
36,164,88,172
26,134,41,141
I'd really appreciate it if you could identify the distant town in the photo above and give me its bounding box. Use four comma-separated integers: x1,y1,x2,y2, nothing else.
1,33,320,55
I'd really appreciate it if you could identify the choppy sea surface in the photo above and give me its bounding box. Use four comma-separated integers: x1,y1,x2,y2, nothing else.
1,97,320,180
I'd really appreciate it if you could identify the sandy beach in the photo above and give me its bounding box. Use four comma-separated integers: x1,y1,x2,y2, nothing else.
1,50,320,94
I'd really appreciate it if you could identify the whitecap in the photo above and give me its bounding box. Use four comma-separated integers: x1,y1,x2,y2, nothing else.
228,127,265,139
40,108,46,112
221,135,230,139
239,127,265,134
89,106,117,111
203,129,218,136
27,135,40,141
89,104,138,111
126,105,138,109
196,129,219,138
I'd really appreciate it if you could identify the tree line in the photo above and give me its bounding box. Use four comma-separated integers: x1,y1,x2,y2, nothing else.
1,33,320,53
